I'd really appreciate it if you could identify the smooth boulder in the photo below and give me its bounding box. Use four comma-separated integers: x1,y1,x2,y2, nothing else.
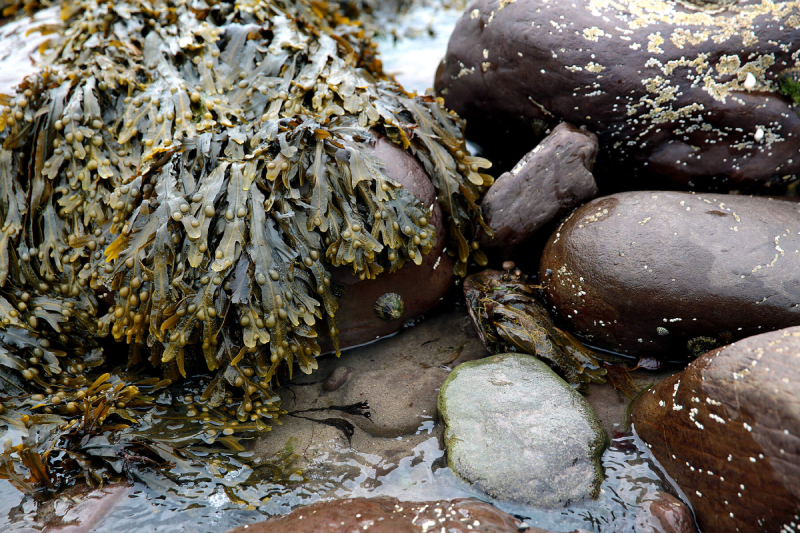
539,191,800,358
479,122,598,253
226,497,527,533
434,0,800,189
438,353,607,507
631,326,800,533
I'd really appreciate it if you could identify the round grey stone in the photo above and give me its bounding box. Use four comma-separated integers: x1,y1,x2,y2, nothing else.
438,353,608,507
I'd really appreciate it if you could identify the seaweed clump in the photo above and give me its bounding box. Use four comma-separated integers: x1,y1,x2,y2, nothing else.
0,0,491,501
464,269,607,387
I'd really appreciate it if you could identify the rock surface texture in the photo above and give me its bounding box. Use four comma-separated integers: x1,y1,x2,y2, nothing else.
631,326,800,533
539,191,800,358
225,497,530,533
438,353,607,506
434,0,800,189
479,122,598,252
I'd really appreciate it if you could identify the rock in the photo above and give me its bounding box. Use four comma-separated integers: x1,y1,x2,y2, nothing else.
323,366,352,392
225,496,526,533
631,326,800,533
39,483,132,533
635,492,698,533
479,123,598,253
438,353,607,507
434,0,800,190
539,191,800,359
321,135,455,353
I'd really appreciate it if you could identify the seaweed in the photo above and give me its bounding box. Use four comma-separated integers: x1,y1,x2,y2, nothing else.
0,0,491,503
464,269,607,387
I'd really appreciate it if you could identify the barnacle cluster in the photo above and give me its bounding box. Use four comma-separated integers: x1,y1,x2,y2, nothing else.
0,0,491,499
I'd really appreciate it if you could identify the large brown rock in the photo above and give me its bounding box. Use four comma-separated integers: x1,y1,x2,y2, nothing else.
479,122,598,253
322,136,454,352
434,0,800,190
539,191,800,358
631,327,800,533
225,497,529,533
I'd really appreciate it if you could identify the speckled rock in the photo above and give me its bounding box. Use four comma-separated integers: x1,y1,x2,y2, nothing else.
438,353,608,507
225,497,527,533
479,122,598,253
539,191,800,359
321,135,454,352
434,0,800,189
631,326,800,533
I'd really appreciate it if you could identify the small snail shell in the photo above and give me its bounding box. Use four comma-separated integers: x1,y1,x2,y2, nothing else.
374,293,404,321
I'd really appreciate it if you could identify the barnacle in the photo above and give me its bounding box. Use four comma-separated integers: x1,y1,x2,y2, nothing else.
464,269,607,387
0,0,492,500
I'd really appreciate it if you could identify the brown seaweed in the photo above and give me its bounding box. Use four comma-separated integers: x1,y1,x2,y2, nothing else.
464,270,607,387
0,0,492,502
0,0,491,408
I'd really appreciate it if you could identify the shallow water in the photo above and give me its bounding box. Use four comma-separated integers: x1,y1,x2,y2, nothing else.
0,423,681,533
374,4,462,94
0,7,62,95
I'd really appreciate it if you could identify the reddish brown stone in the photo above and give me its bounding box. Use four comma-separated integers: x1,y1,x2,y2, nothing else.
635,492,698,533
539,191,800,358
631,327,800,533
225,497,526,533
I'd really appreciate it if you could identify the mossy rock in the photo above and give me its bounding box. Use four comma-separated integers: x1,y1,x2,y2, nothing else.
438,353,608,507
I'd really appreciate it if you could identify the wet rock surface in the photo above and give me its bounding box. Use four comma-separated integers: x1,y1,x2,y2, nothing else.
225,496,527,533
631,326,800,533
438,353,607,507
323,136,455,353
434,0,800,189
479,123,598,254
539,191,800,359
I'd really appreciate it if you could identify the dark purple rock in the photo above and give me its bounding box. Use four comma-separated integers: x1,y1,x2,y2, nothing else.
636,492,698,533
539,191,800,358
631,327,800,533
434,0,800,190
479,122,598,253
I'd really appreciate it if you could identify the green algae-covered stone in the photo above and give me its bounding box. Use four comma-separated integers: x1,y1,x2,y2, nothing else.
438,353,608,507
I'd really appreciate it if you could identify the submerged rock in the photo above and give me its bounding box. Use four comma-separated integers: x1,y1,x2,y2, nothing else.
251,310,489,483
226,496,527,533
539,191,800,358
434,0,800,189
635,492,698,533
631,326,800,533
479,122,598,254
438,353,607,507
